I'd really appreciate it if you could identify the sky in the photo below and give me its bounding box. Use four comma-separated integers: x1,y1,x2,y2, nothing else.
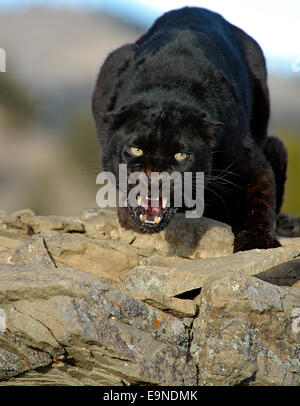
0,0,299,74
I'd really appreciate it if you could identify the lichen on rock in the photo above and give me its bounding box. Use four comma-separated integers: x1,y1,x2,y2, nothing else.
0,208,299,386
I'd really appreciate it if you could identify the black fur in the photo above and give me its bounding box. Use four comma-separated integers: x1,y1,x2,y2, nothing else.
92,7,287,251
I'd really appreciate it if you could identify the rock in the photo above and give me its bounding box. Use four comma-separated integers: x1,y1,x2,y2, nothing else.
43,232,140,282
0,211,32,235
146,254,190,268
278,236,300,250
192,271,300,386
21,214,85,234
0,207,299,386
80,208,119,240
2,367,86,386
135,293,198,318
173,247,299,279
257,259,300,287
0,265,196,385
82,210,235,258
0,335,52,381
277,212,300,237
10,209,36,218
80,209,234,258
0,231,31,251
292,280,300,289
0,230,31,268
125,247,299,298
128,214,234,258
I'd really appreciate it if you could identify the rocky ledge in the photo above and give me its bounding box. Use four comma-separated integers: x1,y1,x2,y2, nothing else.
0,208,299,386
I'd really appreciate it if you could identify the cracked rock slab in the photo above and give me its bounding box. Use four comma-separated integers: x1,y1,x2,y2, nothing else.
1,208,300,386
0,264,197,385
125,247,299,299
192,271,300,386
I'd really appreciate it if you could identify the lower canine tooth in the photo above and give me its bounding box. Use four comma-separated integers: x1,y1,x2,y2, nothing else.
139,214,146,222
154,216,161,224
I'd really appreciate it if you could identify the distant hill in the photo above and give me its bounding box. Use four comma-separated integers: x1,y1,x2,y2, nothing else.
0,7,299,130
0,7,142,92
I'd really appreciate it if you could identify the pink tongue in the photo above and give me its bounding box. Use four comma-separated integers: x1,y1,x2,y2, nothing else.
141,197,163,216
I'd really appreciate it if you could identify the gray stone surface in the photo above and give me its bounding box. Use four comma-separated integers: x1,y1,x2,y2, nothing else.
0,208,299,386
125,248,299,298
193,271,300,386
277,212,300,237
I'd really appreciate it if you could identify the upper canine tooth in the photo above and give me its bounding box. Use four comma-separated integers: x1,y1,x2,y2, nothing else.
139,214,146,222
162,197,168,209
154,216,161,224
137,194,142,206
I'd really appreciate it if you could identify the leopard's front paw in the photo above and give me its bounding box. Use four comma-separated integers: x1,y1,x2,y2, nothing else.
233,229,281,252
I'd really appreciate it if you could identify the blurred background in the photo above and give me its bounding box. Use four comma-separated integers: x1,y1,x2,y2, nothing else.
0,0,299,216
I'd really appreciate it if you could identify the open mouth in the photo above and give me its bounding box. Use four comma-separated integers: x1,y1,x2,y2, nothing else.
128,194,177,232
138,194,168,225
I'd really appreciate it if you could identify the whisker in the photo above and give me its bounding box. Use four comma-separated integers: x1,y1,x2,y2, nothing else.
206,181,237,199
213,157,241,177
198,148,234,160
204,186,230,217
211,169,241,177
206,175,243,191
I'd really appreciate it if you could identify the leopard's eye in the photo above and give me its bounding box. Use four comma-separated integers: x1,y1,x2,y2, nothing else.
174,152,189,161
129,147,144,157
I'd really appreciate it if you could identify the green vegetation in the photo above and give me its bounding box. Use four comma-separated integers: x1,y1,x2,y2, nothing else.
62,111,102,183
277,130,300,216
0,73,35,127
